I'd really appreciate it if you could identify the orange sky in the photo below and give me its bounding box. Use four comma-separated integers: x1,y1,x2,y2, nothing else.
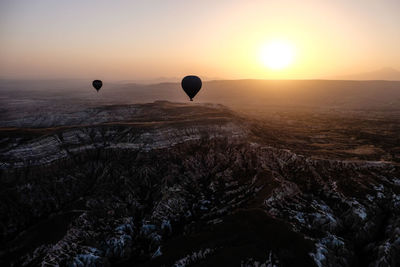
1,0,399,81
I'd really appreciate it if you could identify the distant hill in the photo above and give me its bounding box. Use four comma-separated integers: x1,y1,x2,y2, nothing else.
117,76,223,84
2,79,400,113
334,67,400,81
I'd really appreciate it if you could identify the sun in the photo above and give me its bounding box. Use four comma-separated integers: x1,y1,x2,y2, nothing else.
260,41,294,70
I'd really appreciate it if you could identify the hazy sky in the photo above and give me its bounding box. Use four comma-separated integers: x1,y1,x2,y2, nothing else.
1,0,399,80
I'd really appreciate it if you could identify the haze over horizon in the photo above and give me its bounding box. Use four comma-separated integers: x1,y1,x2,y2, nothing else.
1,0,400,81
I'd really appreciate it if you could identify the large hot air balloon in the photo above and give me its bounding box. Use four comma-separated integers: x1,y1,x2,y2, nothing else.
92,80,102,92
181,75,202,101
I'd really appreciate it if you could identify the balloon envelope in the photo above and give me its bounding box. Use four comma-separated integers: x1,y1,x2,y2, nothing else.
181,76,202,101
92,80,102,92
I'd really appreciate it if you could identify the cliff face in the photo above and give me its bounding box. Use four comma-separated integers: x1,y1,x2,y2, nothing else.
0,102,399,267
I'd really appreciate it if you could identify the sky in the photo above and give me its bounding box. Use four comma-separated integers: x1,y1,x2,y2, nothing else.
0,0,399,81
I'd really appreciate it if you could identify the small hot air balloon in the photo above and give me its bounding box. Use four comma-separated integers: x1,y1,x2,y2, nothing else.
92,80,102,92
181,75,202,101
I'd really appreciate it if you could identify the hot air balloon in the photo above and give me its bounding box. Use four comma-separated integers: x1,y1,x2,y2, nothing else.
181,75,202,101
92,80,102,92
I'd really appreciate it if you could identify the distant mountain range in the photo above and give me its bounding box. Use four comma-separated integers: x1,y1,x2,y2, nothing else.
2,79,400,114
333,67,400,81
124,68,400,83
117,76,223,84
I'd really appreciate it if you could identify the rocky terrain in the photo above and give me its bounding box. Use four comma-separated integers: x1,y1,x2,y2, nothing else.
0,101,399,266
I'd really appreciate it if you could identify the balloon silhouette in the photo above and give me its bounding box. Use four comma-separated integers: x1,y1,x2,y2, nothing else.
92,80,102,92
181,75,202,101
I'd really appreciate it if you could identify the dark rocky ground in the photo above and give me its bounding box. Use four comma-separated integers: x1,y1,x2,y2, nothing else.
0,100,399,267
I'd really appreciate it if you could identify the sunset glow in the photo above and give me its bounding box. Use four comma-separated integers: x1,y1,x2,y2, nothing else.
260,41,294,70
0,0,399,80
